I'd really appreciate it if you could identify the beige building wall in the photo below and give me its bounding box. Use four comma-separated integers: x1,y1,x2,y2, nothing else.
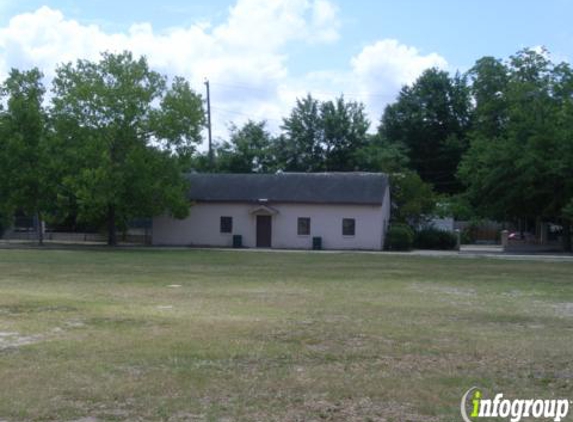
380,186,391,248
153,197,389,250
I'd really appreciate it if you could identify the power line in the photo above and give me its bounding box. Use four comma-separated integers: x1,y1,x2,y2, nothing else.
211,106,284,123
209,81,392,100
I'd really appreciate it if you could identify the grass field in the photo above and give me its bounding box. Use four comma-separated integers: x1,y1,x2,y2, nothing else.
0,249,572,422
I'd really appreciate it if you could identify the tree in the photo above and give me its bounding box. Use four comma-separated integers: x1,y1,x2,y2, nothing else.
321,96,370,171
215,120,275,173
354,134,410,174
277,95,324,172
355,135,436,226
379,68,472,193
459,49,573,250
277,94,370,172
554,62,573,251
0,68,51,245
467,56,509,139
50,51,204,245
390,170,436,226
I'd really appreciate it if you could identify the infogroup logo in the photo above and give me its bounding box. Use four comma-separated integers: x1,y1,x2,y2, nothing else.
461,387,570,422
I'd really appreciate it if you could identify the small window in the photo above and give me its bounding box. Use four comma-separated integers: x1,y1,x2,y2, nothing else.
342,218,355,236
297,217,311,236
220,216,233,233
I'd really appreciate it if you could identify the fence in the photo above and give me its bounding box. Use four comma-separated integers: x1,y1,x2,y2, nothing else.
1,230,150,245
454,220,507,244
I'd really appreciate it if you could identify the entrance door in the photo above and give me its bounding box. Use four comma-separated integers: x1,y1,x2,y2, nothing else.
256,215,272,248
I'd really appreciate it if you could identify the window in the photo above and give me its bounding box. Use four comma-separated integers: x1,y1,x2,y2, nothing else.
220,216,233,233
342,218,355,236
297,217,311,236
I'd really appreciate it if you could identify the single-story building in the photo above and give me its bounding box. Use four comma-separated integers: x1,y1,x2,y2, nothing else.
152,172,390,250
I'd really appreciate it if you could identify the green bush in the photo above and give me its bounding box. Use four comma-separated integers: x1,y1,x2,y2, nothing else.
385,224,414,251
460,228,474,245
414,227,458,250
460,220,482,244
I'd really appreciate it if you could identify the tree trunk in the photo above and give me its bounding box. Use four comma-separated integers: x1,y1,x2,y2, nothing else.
36,212,44,246
107,204,117,246
563,220,572,252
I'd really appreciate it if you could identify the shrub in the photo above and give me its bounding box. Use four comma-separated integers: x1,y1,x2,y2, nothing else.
414,227,458,250
461,220,481,244
0,213,6,238
460,228,474,245
385,223,414,251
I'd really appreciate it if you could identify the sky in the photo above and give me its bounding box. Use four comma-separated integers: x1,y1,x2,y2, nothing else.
0,0,571,145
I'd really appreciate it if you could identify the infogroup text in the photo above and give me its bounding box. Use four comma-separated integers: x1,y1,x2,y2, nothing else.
461,387,570,422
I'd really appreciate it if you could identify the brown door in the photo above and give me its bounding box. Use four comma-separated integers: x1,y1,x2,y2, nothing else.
256,215,272,248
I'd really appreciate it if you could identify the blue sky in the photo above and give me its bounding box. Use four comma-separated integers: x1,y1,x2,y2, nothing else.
0,0,571,140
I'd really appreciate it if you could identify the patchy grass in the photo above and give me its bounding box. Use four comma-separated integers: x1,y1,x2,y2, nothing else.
0,249,572,421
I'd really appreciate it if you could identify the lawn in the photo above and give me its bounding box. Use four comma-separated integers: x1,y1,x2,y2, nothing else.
0,249,572,422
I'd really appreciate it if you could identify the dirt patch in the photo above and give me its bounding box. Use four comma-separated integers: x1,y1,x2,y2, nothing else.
0,331,44,350
167,413,205,421
281,396,436,422
65,320,86,328
410,283,476,298
553,302,573,317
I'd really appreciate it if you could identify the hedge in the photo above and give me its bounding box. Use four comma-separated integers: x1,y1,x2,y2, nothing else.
385,224,415,251
414,227,457,250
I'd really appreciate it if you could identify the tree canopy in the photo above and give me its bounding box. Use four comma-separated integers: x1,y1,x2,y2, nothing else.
0,68,52,243
277,95,370,172
214,120,275,173
379,68,472,194
50,51,204,245
459,49,573,249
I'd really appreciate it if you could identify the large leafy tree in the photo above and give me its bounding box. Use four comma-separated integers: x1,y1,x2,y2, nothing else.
276,95,324,172
215,120,275,173
379,68,472,193
51,51,205,245
555,63,573,250
321,96,370,171
277,95,370,172
0,68,52,244
459,49,573,250
356,136,436,225
390,170,436,226
467,56,510,139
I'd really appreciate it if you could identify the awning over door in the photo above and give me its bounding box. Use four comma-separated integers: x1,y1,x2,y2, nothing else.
249,204,279,216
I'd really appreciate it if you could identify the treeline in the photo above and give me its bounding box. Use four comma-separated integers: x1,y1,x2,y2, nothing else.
1,49,572,249
194,48,573,250
0,52,205,245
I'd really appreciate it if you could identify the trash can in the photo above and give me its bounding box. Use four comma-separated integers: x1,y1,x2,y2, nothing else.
312,236,322,250
233,234,242,248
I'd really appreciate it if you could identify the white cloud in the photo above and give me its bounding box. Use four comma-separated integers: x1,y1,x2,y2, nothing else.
271,40,447,129
350,39,448,121
310,0,340,43
352,39,447,88
0,1,446,142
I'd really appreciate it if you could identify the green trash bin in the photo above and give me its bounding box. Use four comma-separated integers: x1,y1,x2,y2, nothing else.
312,236,322,250
233,235,242,248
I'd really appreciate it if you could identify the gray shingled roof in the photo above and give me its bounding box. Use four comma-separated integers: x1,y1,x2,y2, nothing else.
186,173,388,205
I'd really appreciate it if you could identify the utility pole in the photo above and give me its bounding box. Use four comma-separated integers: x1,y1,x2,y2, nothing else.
204,79,213,169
